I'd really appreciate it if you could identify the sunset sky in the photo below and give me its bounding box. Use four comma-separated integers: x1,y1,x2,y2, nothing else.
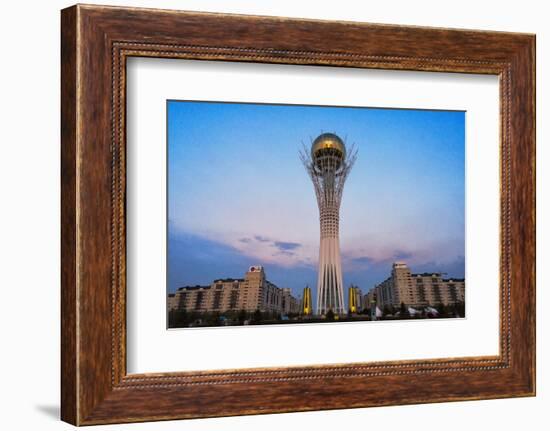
167,100,465,300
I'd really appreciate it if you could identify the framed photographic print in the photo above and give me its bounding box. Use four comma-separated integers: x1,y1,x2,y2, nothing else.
61,4,536,425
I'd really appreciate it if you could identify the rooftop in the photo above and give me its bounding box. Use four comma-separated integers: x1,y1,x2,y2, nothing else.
177,285,211,291
213,278,245,283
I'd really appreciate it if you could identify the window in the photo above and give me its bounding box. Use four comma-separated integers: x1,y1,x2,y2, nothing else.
194,292,204,310
229,290,239,309
448,284,457,301
212,291,223,309
178,292,187,308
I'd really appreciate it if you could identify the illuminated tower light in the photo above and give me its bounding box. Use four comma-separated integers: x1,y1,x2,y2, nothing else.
348,285,360,314
301,285,312,316
300,133,357,316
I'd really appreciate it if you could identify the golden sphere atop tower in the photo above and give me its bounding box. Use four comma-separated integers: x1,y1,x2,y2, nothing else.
311,133,346,159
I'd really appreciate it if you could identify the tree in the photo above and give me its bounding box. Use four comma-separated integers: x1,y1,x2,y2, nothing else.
238,309,248,324
252,309,262,323
400,302,410,319
168,308,190,328
325,309,335,321
206,311,221,326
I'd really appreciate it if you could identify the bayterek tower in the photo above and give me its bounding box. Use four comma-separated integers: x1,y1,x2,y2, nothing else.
301,133,357,315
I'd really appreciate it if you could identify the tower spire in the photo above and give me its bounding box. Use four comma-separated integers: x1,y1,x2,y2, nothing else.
300,133,357,315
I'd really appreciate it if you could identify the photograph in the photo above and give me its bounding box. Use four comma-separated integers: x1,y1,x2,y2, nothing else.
166,100,466,328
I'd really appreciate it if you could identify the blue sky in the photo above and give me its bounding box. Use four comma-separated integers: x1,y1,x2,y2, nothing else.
167,100,465,300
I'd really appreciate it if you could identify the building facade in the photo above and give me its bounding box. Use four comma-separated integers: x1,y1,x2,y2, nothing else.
281,288,300,315
364,262,465,309
168,266,300,315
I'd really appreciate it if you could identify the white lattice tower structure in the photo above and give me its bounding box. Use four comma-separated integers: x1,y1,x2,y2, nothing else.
300,133,357,315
